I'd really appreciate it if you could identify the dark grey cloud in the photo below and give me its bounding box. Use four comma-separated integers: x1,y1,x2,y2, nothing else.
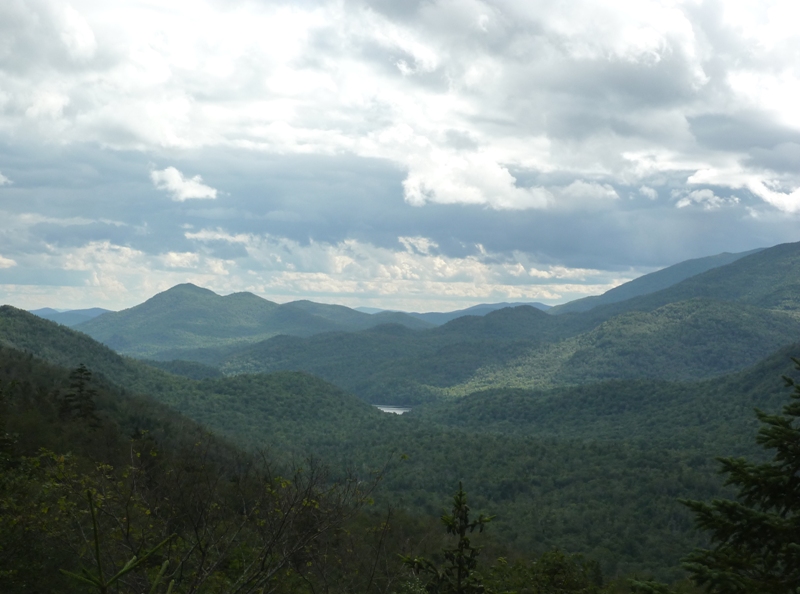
0,142,789,278
746,143,800,174
689,112,800,152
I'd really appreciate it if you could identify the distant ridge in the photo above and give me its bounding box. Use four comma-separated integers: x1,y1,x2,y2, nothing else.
549,248,763,314
584,240,800,318
355,302,551,325
406,301,551,325
75,283,432,358
30,306,112,327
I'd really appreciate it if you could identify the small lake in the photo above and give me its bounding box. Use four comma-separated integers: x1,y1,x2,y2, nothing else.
373,405,412,415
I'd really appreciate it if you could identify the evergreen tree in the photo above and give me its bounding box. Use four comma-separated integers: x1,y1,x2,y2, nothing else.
680,358,800,593
60,364,99,426
402,482,494,594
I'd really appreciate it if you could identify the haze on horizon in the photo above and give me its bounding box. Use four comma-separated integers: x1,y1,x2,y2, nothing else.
1,0,799,312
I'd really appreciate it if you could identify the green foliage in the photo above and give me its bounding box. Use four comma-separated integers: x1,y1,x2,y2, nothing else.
59,363,100,425
59,491,175,594
0,310,741,580
7,298,800,584
0,349,382,594
402,483,494,594
215,299,800,404
486,550,606,594
414,343,800,454
680,358,800,593
141,359,223,380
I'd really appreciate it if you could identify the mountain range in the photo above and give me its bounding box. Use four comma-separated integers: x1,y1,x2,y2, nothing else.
4,240,800,582
111,240,793,404
72,283,433,359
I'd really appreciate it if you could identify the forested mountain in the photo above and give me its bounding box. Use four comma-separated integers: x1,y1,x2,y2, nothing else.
0,339,403,594
0,305,764,584
549,248,762,314
75,283,432,358
579,240,800,322
212,298,800,403
413,341,800,454
0,306,383,454
199,240,800,403
406,301,551,324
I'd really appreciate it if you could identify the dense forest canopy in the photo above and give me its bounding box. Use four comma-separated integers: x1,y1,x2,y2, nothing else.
5,240,800,592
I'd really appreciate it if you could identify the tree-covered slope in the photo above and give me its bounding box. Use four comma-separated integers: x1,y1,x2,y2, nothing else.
5,299,798,582
549,248,762,315
216,298,800,403
413,341,800,454
75,283,431,358
579,240,800,324
0,305,384,453
288,300,434,330
448,300,796,393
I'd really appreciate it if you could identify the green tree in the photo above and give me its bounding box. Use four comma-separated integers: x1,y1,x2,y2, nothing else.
680,358,800,593
402,482,494,594
487,550,607,594
60,364,99,426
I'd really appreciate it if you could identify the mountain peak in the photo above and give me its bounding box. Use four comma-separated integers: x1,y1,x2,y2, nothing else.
164,283,219,296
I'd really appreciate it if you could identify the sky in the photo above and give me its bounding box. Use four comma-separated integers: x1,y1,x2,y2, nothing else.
1,0,799,312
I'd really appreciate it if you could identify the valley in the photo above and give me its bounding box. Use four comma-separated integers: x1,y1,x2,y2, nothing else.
5,240,800,592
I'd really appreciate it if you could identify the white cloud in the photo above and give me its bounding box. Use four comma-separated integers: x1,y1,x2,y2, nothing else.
150,167,218,201
180,228,629,310
688,168,800,213
25,91,70,119
59,4,97,61
676,189,739,210
555,181,619,210
0,255,16,268
0,172,11,186
745,180,800,214
5,0,798,212
639,185,658,200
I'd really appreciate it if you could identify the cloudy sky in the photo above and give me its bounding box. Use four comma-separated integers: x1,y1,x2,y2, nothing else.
1,0,799,312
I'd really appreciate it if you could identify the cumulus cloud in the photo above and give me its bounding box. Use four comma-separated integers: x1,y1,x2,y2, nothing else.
0,172,11,186
4,0,797,212
639,185,658,200
151,167,218,201
0,255,16,268
59,4,97,61
4,0,800,309
676,189,739,210
179,227,627,309
688,168,800,213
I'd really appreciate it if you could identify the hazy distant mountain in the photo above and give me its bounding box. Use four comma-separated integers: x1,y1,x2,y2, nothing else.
285,300,432,330
355,302,551,324
75,283,432,358
407,302,552,325
548,248,763,315
582,240,800,321
30,306,112,327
